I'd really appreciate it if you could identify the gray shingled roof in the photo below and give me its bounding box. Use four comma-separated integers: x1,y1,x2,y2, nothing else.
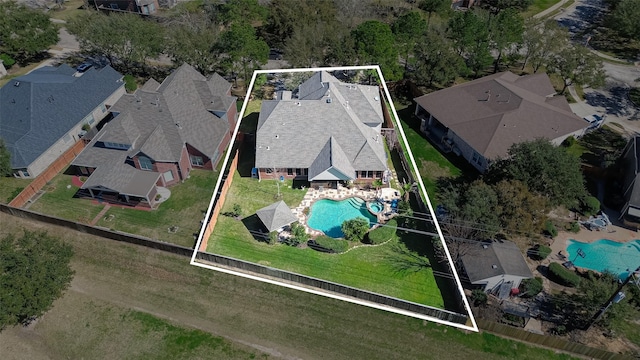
0,64,123,169
72,63,234,196
460,241,533,284
256,72,386,177
414,71,588,160
308,137,355,181
256,200,298,232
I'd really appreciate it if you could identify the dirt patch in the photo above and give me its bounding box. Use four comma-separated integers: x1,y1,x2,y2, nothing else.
419,159,452,179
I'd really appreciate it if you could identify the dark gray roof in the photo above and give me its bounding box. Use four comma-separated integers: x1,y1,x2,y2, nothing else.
414,71,588,160
308,137,355,181
623,136,640,208
256,200,298,232
460,241,533,283
72,64,234,196
256,72,386,174
0,64,123,169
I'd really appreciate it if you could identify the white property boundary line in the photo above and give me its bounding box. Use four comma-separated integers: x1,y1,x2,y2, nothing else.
190,65,479,332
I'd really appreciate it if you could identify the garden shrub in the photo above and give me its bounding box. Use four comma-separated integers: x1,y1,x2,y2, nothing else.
544,220,557,238
562,135,576,147
0,53,15,68
581,196,600,216
520,277,543,298
341,217,369,242
268,231,278,245
548,262,581,287
290,222,309,244
314,235,349,253
471,289,488,306
531,244,552,260
367,219,397,245
124,74,137,92
569,221,580,233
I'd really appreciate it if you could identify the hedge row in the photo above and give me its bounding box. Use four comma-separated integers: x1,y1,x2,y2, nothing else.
367,219,397,245
314,236,349,253
531,244,552,260
549,262,581,287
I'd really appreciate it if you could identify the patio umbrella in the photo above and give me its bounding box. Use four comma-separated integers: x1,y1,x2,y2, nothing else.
256,200,297,232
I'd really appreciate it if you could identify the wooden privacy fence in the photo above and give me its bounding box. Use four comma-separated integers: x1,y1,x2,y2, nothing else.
0,204,193,257
195,250,469,325
199,149,239,251
476,319,633,360
9,140,85,208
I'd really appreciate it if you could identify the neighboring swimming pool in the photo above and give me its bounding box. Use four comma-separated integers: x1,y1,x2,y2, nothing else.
307,197,378,238
567,239,640,279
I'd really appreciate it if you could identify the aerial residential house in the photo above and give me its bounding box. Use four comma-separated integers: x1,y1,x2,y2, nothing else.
414,71,589,173
459,240,533,299
255,71,387,188
619,136,640,229
0,64,125,179
70,63,236,208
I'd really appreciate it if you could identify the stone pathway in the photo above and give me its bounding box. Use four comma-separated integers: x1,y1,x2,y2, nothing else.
90,204,111,226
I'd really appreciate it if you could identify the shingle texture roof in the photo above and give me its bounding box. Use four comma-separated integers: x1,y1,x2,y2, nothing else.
460,241,533,284
256,72,386,179
72,63,235,196
256,200,298,232
0,64,123,169
414,71,588,160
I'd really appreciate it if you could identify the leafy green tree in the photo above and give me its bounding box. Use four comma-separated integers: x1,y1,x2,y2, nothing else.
220,0,268,26
607,0,640,39
481,0,533,13
547,44,605,94
68,12,164,71
488,139,588,208
526,21,569,73
520,277,543,298
392,11,427,72
447,10,493,77
165,21,220,75
352,20,403,80
263,0,337,47
418,0,449,27
0,139,11,176
413,31,466,87
217,23,269,82
341,217,370,241
285,23,328,68
471,289,488,306
325,27,357,66
0,230,74,329
488,8,524,73
0,1,59,62
494,180,548,236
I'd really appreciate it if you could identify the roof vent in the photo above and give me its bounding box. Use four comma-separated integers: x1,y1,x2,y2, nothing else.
275,134,279,139
326,98,332,103
13,81,20,87
491,264,498,269
266,146,270,150
175,122,181,129
374,96,379,101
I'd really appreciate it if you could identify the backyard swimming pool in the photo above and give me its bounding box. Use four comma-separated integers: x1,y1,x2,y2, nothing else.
567,239,640,279
307,198,377,238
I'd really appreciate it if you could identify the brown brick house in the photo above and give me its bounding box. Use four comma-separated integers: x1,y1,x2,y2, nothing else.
71,64,236,207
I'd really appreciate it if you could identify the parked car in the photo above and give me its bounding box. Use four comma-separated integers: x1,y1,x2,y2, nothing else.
76,62,93,73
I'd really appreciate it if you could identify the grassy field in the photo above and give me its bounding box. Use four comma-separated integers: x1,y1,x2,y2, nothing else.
0,212,580,359
0,176,31,204
522,0,562,18
28,169,216,248
47,0,87,21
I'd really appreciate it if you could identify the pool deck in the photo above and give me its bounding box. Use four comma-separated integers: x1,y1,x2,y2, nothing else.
292,185,402,237
550,222,638,258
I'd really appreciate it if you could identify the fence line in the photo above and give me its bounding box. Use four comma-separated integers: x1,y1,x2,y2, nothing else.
9,140,85,208
476,319,632,360
199,149,239,251
0,204,193,257
195,250,469,324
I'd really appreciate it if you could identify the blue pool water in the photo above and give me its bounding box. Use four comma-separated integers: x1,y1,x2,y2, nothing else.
567,239,640,279
307,198,378,238
369,201,384,214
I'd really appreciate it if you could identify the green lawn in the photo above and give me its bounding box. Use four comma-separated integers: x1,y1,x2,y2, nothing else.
0,176,31,204
29,169,216,248
28,173,103,223
207,172,445,308
522,0,562,18
96,169,216,247
393,103,462,197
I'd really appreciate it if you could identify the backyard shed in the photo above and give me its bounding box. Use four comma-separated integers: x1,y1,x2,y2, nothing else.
256,201,297,232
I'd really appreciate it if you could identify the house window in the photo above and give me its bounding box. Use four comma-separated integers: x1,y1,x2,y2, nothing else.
149,3,155,12
21,169,30,177
265,168,273,174
376,171,382,178
287,168,293,175
100,103,107,113
110,3,118,9
472,152,482,166
139,156,153,170
85,114,95,125
163,170,174,182
142,5,149,14
104,142,129,150
190,155,204,166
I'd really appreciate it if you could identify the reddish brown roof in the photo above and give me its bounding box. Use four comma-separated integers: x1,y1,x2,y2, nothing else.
414,71,588,159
